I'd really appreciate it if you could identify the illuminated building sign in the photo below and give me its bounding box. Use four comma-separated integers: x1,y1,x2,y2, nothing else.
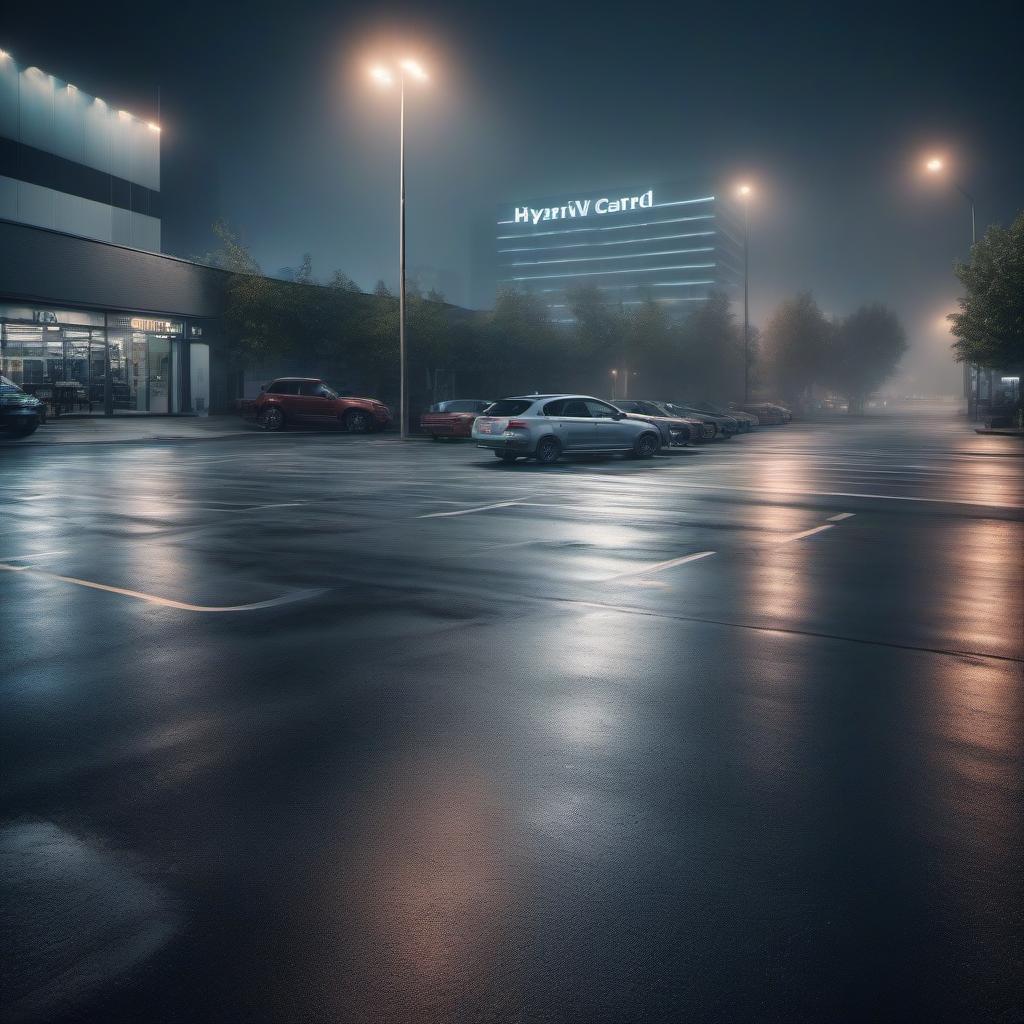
513,189,654,226
130,317,182,334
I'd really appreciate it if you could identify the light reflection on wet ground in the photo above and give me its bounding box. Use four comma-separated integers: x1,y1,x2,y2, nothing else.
0,412,1021,1022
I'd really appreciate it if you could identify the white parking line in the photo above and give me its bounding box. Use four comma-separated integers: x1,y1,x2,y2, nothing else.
662,481,1022,511
605,550,716,581
0,562,325,612
0,550,69,565
775,524,835,543
418,499,527,519
828,512,856,521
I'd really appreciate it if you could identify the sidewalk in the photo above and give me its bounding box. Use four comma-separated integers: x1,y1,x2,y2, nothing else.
2,414,262,446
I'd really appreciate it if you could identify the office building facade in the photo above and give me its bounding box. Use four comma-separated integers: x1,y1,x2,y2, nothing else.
495,180,741,319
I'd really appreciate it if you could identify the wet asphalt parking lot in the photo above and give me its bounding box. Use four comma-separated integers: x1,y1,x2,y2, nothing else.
1,412,1022,1023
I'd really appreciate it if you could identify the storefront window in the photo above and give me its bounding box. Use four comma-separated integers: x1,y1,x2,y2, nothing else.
1,306,190,415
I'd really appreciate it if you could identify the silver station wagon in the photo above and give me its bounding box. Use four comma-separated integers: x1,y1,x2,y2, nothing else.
472,394,662,464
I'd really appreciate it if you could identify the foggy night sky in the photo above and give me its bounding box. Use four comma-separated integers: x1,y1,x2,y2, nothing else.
5,0,1023,392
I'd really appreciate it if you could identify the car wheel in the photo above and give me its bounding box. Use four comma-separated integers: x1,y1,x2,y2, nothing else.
430,434,440,441
345,409,371,433
259,407,285,431
9,420,39,438
631,431,659,459
534,436,561,464
495,451,518,463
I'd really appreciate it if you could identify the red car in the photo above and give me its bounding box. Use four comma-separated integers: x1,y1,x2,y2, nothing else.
420,399,492,439
251,378,391,432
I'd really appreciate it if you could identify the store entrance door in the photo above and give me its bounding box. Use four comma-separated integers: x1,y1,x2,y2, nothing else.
148,336,171,414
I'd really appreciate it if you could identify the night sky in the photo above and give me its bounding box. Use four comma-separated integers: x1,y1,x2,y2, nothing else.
5,0,1023,391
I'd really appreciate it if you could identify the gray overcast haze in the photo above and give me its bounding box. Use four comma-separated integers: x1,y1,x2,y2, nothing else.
5,0,1023,393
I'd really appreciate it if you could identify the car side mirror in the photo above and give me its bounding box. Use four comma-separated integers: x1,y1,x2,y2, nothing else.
613,412,626,420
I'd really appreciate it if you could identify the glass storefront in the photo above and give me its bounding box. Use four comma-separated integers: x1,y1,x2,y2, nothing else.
0,304,209,415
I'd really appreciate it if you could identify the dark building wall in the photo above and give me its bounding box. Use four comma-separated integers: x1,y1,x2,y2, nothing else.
0,218,228,317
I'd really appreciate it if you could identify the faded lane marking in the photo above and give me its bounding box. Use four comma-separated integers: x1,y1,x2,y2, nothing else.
659,480,1023,511
828,512,856,521
0,563,324,613
775,524,835,543
605,550,716,581
0,550,69,565
418,499,527,519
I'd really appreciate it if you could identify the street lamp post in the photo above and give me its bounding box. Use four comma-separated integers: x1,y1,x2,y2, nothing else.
925,156,977,416
371,59,428,439
737,184,753,402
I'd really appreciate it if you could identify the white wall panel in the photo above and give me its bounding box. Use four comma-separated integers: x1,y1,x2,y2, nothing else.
0,176,18,221
111,206,132,246
0,55,18,139
18,68,55,154
17,181,55,230
51,83,87,165
82,98,113,176
130,212,160,252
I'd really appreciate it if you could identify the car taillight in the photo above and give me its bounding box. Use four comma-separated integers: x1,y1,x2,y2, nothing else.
506,419,528,429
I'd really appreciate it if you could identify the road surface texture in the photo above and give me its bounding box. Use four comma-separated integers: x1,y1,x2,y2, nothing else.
2,412,1022,1023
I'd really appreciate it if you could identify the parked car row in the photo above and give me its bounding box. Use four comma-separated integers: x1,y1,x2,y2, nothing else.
470,393,792,463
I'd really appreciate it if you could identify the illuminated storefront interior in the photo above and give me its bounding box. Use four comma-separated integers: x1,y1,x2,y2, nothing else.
0,304,210,415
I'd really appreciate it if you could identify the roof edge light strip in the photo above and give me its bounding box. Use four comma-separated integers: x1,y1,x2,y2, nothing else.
498,231,716,254
497,214,715,240
507,247,715,268
508,264,716,282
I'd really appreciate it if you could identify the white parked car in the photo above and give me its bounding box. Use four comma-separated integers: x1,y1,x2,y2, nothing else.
472,394,662,464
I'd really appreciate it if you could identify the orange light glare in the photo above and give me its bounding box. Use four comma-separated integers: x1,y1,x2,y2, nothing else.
400,59,428,80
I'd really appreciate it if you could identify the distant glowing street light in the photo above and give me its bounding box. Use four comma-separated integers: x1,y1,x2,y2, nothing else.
736,182,754,402
368,57,430,439
925,156,943,173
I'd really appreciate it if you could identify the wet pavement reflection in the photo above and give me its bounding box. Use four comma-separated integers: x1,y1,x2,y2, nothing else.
0,412,1021,1022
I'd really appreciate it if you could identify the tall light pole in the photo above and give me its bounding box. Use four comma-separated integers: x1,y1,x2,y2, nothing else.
370,59,428,439
925,157,975,246
736,183,753,402
925,156,977,415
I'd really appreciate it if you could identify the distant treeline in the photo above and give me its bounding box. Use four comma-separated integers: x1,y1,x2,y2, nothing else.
201,222,909,413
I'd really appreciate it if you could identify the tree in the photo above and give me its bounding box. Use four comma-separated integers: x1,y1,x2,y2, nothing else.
373,280,393,298
762,293,832,405
327,270,360,293
677,291,743,401
828,304,908,413
949,212,1024,369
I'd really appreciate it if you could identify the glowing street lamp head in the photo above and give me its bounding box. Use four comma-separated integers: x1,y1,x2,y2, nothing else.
400,58,428,81
926,156,944,173
370,66,394,86
737,183,753,199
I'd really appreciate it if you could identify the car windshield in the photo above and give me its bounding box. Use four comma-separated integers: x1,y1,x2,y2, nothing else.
615,401,643,413
692,401,724,414
486,399,533,416
1,375,24,395
318,383,339,399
